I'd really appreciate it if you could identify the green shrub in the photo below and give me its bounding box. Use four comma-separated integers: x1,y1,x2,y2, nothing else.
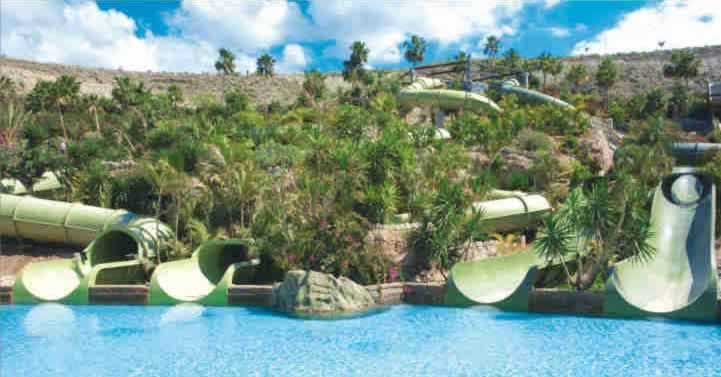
517,128,553,152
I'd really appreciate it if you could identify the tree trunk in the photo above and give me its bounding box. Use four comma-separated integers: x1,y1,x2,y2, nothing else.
92,107,101,133
58,107,69,143
578,259,605,290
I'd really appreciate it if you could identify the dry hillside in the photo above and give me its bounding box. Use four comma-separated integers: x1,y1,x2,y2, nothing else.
1,45,720,105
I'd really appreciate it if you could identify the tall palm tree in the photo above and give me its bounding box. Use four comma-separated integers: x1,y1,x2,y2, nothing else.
403,34,427,68
596,57,618,110
256,53,276,77
502,48,521,69
663,49,700,90
538,52,562,89
343,41,370,84
51,75,80,143
483,36,501,66
565,64,589,94
215,48,236,75
84,94,102,133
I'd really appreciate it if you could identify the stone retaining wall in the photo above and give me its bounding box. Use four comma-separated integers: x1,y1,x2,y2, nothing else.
89,285,148,305
228,285,274,307
0,286,11,304
529,289,604,315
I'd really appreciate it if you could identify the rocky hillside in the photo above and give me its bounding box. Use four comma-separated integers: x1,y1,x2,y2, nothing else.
1,45,720,106
561,45,721,97
0,57,349,107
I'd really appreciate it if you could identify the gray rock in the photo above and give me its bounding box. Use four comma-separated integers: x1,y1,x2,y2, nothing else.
272,270,375,314
580,121,615,175
497,146,534,170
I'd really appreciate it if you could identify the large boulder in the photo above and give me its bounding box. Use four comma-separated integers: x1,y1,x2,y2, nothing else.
580,127,614,175
272,270,375,315
497,146,534,170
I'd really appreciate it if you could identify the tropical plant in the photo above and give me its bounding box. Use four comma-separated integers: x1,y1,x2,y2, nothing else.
215,48,236,75
565,64,589,93
595,57,618,110
483,35,501,66
411,178,485,280
403,34,427,68
343,41,370,84
502,48,522,70
25,75,80,142
535,181,655,290
538,52,563,89
663,49,700,90
300,69,326,106
256,53,276,77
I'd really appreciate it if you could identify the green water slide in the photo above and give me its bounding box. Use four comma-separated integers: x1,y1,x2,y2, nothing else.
1,172,63,196
148,240,259,305
605,167,719,321
445,194,552,310
0,194,173,304
398,77,502,114
497,79,575,109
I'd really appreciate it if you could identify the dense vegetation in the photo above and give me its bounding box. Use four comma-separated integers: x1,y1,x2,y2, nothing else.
0,40,715,289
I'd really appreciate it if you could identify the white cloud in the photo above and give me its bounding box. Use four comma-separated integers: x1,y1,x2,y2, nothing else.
549,27,570,38
168,0,310,51
306,0,524,65
0,0,227,72
547,23,586,38
572,0,721,55
0,0,538,72
276,44,310,73
544,0,562,9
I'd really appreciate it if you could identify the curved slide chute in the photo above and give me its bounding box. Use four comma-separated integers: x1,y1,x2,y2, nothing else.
605,168,719,321
398,77,502,114
1,172,62,196
497,79,575,109
446,194,553,310
0,194,173,304
149,240,259,305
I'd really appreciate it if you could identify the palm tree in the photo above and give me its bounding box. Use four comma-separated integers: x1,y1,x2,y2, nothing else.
483,36,501,66
51,75,80,143
663,49,700,90
84,94,102,133
502,48,522,69
215,48,236,75
343,41,370,84
538,181,655,290
403,34,427,68
538,52,562,89
596,57,618,110
256,53,276,77
565,64,589,93
534,214,575,286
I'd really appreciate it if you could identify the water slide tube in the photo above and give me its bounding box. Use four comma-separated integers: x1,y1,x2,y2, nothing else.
0,194,173,304
605,167,719,321
1,172,63,196
398,77,503,114
148,239,259,305
445,194,554,311
497,79,575,109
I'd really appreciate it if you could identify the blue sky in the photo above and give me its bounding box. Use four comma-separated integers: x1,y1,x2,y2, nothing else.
2,0,719,73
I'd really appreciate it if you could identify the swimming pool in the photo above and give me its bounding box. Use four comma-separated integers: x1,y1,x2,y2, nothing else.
2,304,720,376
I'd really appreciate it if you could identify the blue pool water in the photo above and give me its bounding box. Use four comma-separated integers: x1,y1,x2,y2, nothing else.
2,304,721,377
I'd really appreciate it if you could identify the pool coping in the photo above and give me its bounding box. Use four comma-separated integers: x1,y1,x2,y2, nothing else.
1,283,717,321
